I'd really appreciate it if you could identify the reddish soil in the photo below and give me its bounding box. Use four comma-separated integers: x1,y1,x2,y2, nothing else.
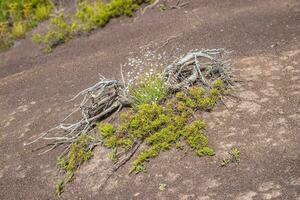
0,0,299,199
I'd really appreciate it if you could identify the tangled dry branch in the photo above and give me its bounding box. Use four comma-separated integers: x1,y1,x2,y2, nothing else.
26,49,231,155
164,48,232,90
25,79,132,155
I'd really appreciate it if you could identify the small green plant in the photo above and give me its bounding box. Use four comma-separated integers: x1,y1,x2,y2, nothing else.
197,147,215,156
230,147,240,163
11,21,26,38
159,4,167,11
220,158,230,167
57,134,93,173
220,147,240,167
55,179,64,196
34,4,52,22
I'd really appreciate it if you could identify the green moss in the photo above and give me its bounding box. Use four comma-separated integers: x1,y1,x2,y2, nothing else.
197,147,215,156
175,85,223,112
188,86,206,100
98,122,115,138
53,76,227,196
212,79,225,90
199,97,217,111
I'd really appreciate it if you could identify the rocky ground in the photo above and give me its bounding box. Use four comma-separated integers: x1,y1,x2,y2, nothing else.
0,0,299,199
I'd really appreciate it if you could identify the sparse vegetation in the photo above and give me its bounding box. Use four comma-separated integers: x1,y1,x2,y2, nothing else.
32,0,153,52
0,0,53,51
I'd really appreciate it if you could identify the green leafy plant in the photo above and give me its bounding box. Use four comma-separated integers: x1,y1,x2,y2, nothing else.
220,147,240,167
230,147,240,163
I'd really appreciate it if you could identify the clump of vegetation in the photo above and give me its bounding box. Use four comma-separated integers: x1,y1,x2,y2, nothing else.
34,3,53,22
0,0,53,51
230,147,240,163
55,134,94,194
130,74,169,108
97,79,225,174
11,21,26,38
32,0,153,52
27,49,231,196
220,147,240,167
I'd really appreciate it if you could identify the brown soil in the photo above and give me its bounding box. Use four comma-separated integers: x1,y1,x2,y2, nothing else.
0,0,299,199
